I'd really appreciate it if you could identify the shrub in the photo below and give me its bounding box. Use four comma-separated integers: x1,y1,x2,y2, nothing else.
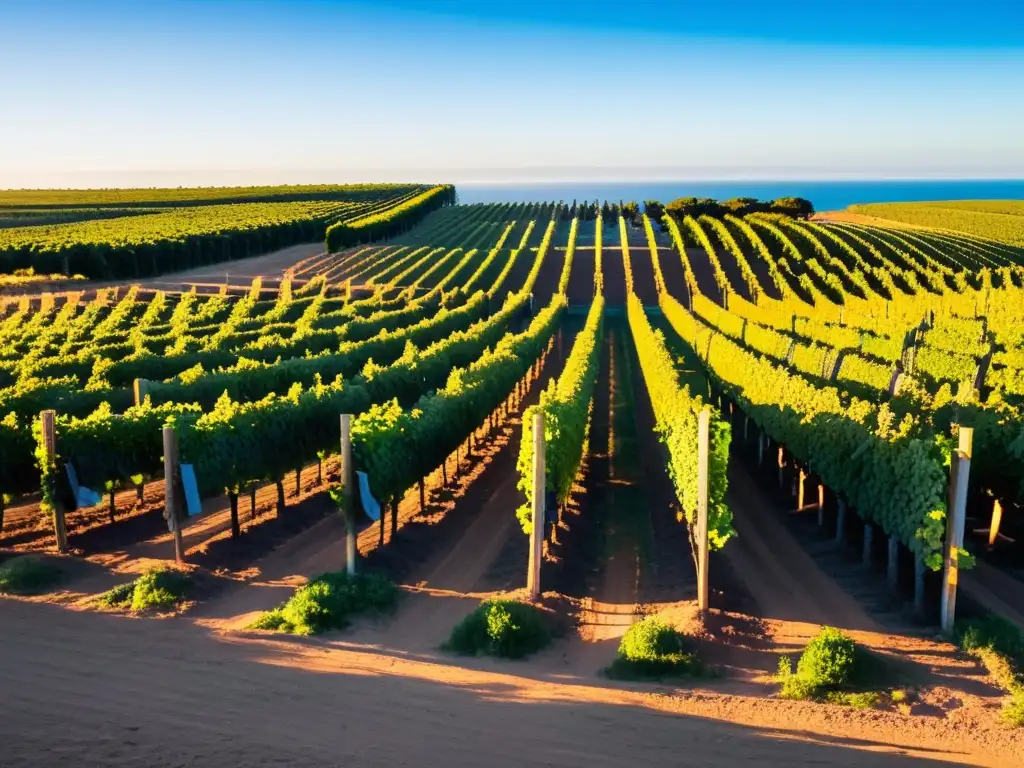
0,556,63,595
97,568,192,612
957,613,1024,729
797,627,859,688
606,617,702,680
445,599,551,659
777,627,869,702
249,571,398,636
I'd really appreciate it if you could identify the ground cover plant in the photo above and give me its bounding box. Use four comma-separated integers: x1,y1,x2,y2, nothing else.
98,567,193,613
249,571,398,636
606,617,703,680
444,599,552,659
0,555,63,595
958,614,1024,728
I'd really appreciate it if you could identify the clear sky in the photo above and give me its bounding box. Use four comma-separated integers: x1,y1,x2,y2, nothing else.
1,0,1023,187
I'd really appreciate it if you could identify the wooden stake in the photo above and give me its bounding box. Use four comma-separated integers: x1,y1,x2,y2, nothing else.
914,554,926,614
797,469,806,511
340,413,355,575
418,478,426,514
941,427,973,633
228,492,240,538
835,498,847,545
988,499,1004,548
527,411,545,600
391,498,398,539
161,425,184,563
887,536,899,590
862,523,873,567
697,408,711,613
41,411,68,554
817,484,825,526
777,446,785,489
133,378,150,407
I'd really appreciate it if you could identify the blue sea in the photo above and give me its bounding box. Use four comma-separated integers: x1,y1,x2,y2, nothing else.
454,180,1024,211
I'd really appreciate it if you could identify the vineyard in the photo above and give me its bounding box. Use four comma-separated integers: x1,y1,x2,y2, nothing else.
3,191,1024,761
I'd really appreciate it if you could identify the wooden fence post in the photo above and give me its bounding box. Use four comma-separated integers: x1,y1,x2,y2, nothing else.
817,484,825,527
941,427,973,633
697,408,711,613
777,446,785,489
527,411,545,601
41,410,68,554
835,498,847,545
161,425,184,563
887,536,899,590
797,469,806,510
340,414,355,575
133,378,150,407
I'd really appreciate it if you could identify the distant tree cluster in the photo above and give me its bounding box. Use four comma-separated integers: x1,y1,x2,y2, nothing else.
558,200,644,224
664,196,815,221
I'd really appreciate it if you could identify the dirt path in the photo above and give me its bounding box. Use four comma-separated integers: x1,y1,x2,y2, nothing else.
567,323,652,676
2,598,1021,767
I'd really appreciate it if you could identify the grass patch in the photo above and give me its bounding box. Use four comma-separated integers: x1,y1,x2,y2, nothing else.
605,617,703,680
0,556,64,595
957,613,1024,729
776,626,887,708
444,599,551,659
249,571,398,636
98,568,192,612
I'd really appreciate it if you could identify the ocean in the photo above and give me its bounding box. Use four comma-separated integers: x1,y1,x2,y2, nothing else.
453,180,1024,212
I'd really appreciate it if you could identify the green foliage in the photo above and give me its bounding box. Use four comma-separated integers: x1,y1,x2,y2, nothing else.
326,186,455,251
444,599,551,659
0,555,63,594
250,571,398,636
957,614,1024,727
517,292,603,533
627,293,733,550
776,627,874,703
606,618,703,679
850,201,1024,247
98,568,192,612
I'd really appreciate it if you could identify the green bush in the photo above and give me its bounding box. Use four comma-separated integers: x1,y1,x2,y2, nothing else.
1003,693,1024,728
445,599,551,659
777,627,868,702
249,571,398,636
606,617,702,679
957,614,1024,729
0,556,63,595
97,568,192,612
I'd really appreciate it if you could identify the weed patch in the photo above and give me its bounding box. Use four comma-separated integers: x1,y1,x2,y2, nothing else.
98,568,192,612
606,617,703,680
0,556,63,595
776,627,886,708
444,599,551,659
957,614,1024,729
249,571,398,636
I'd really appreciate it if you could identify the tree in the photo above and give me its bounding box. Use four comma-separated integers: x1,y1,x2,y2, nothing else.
722,197,764,216
770,197,815,219
621,201,640,225
665,197,723,220
644,200,665,222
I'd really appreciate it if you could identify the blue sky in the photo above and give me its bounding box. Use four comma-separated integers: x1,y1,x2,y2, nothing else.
1,0,1022,186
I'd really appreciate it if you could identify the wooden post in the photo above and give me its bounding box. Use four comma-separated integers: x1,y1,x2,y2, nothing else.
133,378,150,407
914,554,926,613
743,414,749,442
758,432,764,465
340,413,355,575
41,411,68,554
777,446,785,489
697,408,711,613
887,536,899,589
161,425,184,563
418,478,426,514
988,499,1004,548
391,498,398,539
797,469,806,510
527,411,545,600
941,427,973,633
835,498,847,545
250,486,257,520
862,523,873,567
817,484,825,526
